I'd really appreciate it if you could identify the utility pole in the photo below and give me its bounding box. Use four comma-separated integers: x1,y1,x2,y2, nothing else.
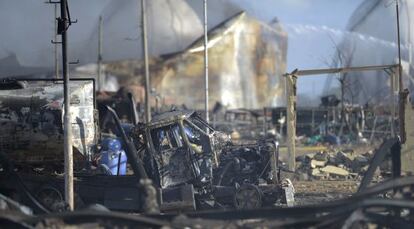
59,0,74,210
285,74,297,171
54,4,59,78
203,0,209,125
390,69,396,137
339,76,345,136
97,15,103,91
141,0,151,123
396,0,403,90
395,0,406,142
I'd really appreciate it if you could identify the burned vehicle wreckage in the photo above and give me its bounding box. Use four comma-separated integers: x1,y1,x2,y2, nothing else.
2,81,412,228
0,78,293,213
131,109,294,210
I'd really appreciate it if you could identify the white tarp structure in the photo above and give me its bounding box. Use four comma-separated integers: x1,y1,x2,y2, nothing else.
0,0,240,69
337,0,414,105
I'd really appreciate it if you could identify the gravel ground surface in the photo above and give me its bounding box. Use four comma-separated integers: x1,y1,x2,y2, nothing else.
293,180,359,205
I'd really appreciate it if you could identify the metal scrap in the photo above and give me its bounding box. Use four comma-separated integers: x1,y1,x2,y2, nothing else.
0,79,97,165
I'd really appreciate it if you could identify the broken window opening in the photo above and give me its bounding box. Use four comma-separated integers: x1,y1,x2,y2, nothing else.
150,124,184,152
189,114,214,133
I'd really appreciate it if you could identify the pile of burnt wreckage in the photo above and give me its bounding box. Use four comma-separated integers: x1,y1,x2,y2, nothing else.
1,78,414,228
0,78,294,216
1,138,413,228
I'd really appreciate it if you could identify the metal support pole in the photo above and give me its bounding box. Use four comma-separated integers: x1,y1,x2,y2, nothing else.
396,0,406,142
97,15,103,91
141,0,151,123
390,71,396,137
360,108,366,132
396,1,403,89
203,0,209,125
54,4,59,79
279,111,284,142
60,0,74,211
286,74,296,171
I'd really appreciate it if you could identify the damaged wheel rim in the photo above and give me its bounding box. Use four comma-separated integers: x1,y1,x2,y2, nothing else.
234,184,262,209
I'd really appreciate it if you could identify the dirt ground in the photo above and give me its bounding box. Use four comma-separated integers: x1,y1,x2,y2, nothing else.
293,180,359,205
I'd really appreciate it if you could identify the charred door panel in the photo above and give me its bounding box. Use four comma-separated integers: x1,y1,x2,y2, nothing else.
150,124,195,188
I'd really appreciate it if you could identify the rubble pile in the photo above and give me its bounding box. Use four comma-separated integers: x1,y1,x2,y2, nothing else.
296,150,380,180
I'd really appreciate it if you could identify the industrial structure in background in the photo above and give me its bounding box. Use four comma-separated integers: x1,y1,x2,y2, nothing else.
330,0,414,105
1,0,414,228
74,12,288,110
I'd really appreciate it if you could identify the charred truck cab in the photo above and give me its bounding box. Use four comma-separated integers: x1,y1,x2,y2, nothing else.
138,110,294,210
146,111,218,189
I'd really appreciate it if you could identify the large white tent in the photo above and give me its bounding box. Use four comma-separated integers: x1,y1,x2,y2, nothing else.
337,0,414,105
0,0,240,69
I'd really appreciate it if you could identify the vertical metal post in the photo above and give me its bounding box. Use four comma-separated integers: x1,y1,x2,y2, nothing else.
396,0,406,142
286,74,296,171
54,4,59,78
97,15,103,91
390,71,396,137
279,111,284,142
360,107,366,132
339,77,345,136
60,0,74,211
141,0,151,123
203,0,209,124
396,1,403,89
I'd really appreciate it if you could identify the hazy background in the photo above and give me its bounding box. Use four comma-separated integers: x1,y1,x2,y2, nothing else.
5,0,411,106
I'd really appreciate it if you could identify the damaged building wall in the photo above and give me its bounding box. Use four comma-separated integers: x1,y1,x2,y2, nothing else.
102,12,287,110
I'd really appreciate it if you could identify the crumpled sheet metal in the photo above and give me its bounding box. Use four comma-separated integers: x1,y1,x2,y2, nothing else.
0,81,96,163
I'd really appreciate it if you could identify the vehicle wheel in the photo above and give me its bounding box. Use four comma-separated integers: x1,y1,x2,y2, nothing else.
233,184,262,209
35,185,65,212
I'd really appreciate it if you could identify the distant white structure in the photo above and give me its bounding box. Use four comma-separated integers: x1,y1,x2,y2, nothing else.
80,0,241,63
337,0,414,105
